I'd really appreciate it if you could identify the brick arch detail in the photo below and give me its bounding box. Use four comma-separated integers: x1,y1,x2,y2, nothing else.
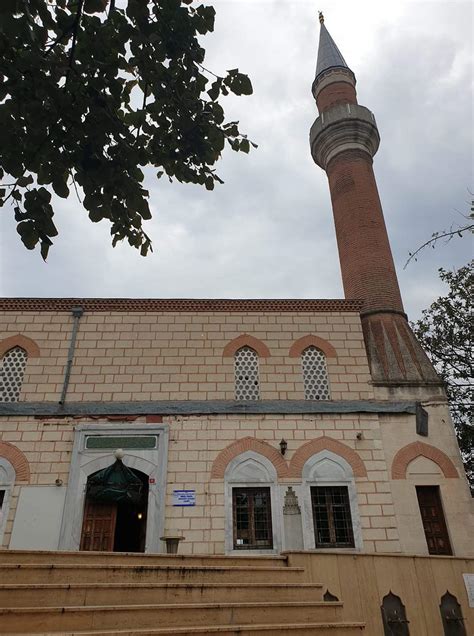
0,441,30,482
288,436,367,478
222,335,271,358
391,442,459,480
211,437,289,479
0,334,40,358
289,335,337,358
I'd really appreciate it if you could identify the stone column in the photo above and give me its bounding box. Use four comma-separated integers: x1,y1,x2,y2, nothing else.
283,486,304,551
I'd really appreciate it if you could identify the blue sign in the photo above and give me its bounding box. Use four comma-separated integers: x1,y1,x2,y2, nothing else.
172,490,196,507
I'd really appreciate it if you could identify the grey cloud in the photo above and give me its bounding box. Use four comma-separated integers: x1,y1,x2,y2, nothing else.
1,1,471,320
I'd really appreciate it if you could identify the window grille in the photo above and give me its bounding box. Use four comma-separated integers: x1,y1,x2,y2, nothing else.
302,346,330,400
0,347,27,402
234,346,260,400
232,487,273,549
311,486,354,548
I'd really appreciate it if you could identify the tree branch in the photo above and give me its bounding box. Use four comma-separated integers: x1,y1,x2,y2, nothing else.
404,222,474,268
65,0,84,87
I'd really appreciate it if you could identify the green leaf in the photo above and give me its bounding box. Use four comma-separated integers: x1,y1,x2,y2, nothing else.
83,0,108,14
135,197,151,220
0,0,22,15
16,174,34,187
2,0,253,258
40,238,52,261
52,177,70,199
89,208,104,222
16,221,39,250
239,139,250,153
207,79,221,101
226,72,253,96
195,5,216,34
37,187,52,203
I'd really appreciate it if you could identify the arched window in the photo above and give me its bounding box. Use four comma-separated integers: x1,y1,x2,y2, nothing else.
301,346,330,400
0,457,16,546
235,346,260,400
0,347,28,402
300,450,363,550
224,450,280,553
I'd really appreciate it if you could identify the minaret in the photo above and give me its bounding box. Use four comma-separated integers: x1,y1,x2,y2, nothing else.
311,14,440,386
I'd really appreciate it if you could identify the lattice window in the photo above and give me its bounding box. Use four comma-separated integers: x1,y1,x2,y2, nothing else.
0,347,27,402
235,346,260,400
302,346,330,400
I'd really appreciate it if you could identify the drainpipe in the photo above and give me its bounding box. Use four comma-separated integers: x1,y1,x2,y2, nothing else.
59,306,84,405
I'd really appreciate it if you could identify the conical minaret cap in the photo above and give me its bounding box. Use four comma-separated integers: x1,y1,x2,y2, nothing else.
315,18,351,80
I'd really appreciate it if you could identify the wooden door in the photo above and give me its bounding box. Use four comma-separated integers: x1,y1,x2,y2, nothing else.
80,500,117,552
416,486,452,555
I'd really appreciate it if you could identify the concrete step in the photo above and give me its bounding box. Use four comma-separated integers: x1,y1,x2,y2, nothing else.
0,563,305,585
4,623,366,636
0,602,345,633
0,550,288,568
0,582,324,607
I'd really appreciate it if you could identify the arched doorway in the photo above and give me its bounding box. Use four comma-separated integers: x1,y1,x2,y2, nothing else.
80,459,149,553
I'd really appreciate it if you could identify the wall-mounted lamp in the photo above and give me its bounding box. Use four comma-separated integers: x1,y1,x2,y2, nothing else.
279,439,288,456
55,478,63,487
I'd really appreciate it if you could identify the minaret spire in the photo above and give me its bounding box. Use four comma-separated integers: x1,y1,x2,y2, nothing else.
310,16,440,387
315,17,350,80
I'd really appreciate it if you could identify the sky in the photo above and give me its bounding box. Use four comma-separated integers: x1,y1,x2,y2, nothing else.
0,0,472,321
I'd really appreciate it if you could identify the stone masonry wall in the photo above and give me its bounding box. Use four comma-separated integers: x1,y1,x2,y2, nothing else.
0,310,373,401
1,412,405,554
1,307,472,557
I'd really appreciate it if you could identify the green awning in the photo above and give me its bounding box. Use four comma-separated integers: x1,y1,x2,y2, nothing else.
86,459,144,504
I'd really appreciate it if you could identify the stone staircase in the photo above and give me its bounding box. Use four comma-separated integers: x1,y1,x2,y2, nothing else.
0,550,365,635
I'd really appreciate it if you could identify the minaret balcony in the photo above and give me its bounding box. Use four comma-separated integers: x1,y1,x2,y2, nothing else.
310,103,380,169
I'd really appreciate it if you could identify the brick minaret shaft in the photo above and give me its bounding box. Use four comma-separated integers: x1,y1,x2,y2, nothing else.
310,15,440,386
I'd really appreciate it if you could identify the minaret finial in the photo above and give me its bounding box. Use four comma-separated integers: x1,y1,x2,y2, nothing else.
318,11,324,24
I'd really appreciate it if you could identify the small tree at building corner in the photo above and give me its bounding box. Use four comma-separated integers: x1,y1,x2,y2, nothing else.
412,262,474,489
0,0,255,259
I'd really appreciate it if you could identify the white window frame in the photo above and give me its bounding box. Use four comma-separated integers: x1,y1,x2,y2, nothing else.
0,457,16,547
300,450,363,551
224,451,282,555
59,423,169,554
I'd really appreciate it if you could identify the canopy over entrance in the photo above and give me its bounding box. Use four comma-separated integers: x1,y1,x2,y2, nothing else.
86,459,145,505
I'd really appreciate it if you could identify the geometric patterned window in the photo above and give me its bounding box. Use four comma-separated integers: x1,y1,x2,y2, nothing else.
302,346,330,400
234,346,260,400
0,347,28,402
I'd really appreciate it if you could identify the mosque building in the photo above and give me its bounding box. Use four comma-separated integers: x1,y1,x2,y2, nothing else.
0,14,473,635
